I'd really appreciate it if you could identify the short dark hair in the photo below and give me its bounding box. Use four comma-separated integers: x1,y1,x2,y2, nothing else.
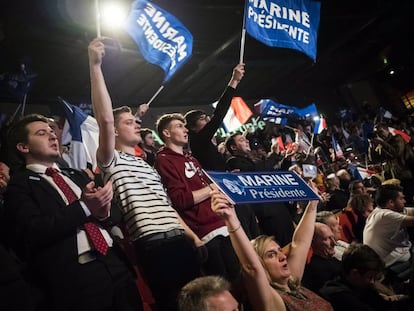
140,128,153,141
156,113,185,141
225,132,243,155
112,106,132,127
178,276,231,311
342,243,384,275
375,184,403,207
374,122,388,131
184,110,205,131
9,114,50,163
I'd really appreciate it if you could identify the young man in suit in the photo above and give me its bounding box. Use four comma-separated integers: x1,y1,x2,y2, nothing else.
3,114,143,311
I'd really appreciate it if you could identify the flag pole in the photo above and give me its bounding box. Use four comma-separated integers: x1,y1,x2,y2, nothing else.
147,85,164,106
239,29,246,64
95,0,101,38
306,133,315,157
239,1,247,64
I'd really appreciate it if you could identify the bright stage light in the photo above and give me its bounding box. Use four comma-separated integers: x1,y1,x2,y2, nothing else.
101,2,128,29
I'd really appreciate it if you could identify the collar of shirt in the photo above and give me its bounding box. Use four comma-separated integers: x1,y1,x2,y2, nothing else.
26,163,60,174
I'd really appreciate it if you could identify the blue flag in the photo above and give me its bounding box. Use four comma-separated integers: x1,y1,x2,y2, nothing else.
205,170,320,204
256,99,318,122
245,0,321,60
124,0,193,83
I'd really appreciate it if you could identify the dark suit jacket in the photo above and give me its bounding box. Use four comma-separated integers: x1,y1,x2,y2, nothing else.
3,167,123,309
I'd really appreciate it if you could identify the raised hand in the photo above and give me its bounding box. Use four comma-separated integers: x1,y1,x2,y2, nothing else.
88,38,106,66
229,63,245,88
210,190,234,219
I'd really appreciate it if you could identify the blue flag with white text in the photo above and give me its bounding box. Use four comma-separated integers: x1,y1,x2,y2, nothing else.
256,99,318,122
245,0,321,60
124,0,193,82
205,170,320,204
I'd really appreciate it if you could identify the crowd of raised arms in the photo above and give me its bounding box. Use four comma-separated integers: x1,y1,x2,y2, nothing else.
1,37,414,311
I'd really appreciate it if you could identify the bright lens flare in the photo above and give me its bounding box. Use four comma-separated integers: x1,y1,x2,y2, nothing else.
102,3,128,28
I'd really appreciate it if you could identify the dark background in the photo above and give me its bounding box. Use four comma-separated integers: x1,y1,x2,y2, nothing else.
1,0,413,121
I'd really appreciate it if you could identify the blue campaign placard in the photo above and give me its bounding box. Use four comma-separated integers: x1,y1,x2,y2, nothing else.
205,171,319,204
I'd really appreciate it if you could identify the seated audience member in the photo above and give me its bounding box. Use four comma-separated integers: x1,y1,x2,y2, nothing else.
336,169,352,194
363,185,414,275
178,276,239,311
3,114,143,311
225,131,294,245
316,211,350,260
303,223,342,293
320,243,409,311
211,189,333,310
340,193,374,243
348,180,368,196
324,174,349,212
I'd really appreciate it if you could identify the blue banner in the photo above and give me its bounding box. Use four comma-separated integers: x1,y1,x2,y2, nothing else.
245,0,321,60
124,0,193,83
205,171,320,204
257,99,318,121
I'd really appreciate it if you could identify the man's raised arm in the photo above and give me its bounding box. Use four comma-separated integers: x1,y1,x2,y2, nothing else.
88,38,115,166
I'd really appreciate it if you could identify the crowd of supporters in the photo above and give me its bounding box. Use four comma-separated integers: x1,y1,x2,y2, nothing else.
1,38,414,310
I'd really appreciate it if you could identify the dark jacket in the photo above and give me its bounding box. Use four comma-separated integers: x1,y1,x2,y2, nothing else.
188,86,236,171
320,277,399,311
3,167,124,310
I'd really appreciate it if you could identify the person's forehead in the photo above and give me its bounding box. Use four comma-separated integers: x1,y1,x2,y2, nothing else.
264,240,280,251
206,290,238,310
119,111,135,120
327,215,339,225
318,225,334,237
235,134,246,141
28,121,49,132
170,119,185,126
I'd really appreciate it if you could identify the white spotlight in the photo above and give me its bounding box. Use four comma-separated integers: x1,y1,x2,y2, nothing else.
102,2,128,29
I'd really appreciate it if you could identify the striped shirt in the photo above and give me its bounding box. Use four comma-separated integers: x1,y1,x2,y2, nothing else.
100,150,182,241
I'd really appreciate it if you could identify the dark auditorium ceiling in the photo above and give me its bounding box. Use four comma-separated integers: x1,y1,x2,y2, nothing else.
0,0,413,117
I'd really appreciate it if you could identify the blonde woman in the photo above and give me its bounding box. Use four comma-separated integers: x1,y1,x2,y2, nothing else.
211,189,333,311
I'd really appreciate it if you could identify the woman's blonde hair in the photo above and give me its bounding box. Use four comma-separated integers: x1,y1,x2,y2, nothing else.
251,235,300,292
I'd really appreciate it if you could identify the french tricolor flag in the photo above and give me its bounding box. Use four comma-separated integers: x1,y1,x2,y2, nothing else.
213,97,253,132
388,127,411,143
59,98,99,171
313,115,327,134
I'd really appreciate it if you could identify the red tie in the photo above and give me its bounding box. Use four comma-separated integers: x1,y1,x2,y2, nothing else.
45,167,109,255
